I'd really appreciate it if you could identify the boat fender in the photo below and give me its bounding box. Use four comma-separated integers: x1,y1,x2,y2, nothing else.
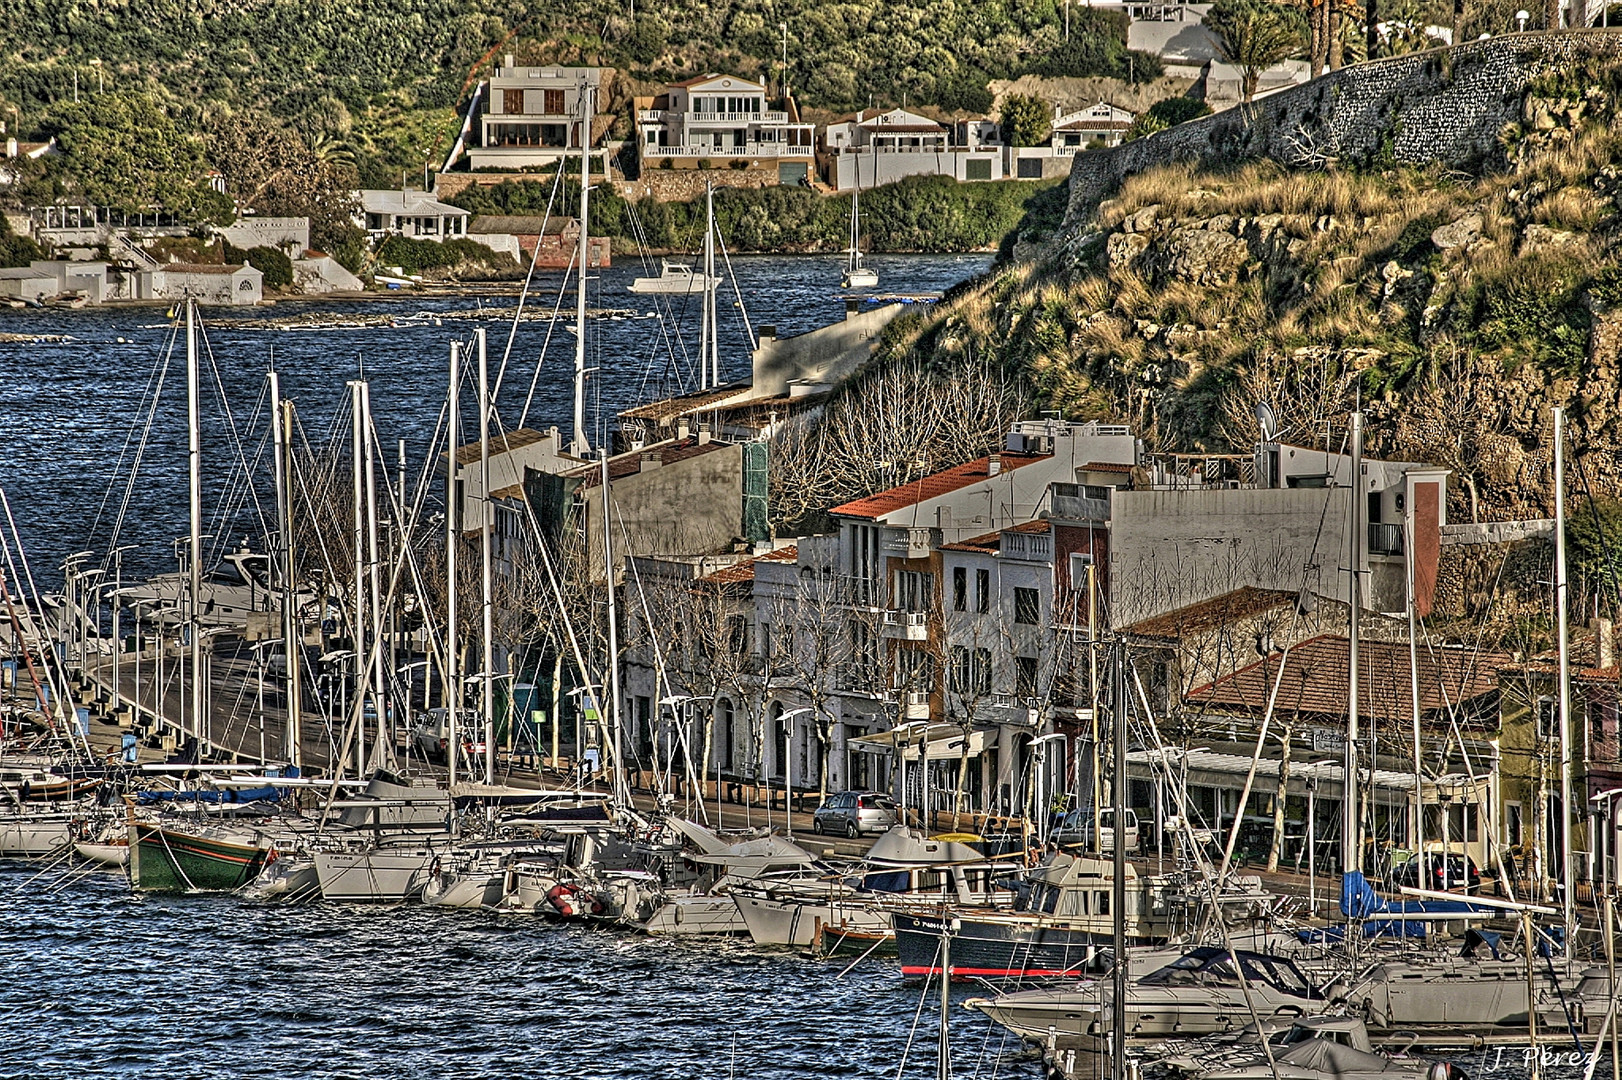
1428,1064,1468,1080
429,857,442,880
547,883,578,917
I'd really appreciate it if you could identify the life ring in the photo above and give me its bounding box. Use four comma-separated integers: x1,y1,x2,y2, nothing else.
547,883,579,917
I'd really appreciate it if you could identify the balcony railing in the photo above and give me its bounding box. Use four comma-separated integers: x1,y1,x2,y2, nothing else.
1368,522,1405,556
1001,531,1053,563
644,145,813,158
882,610,929,641
833,574,882,608
636,109,666,122
883,527,937,560
1144,453,1256,490
903,691,931,720
834,661,887,694
687,110,791,124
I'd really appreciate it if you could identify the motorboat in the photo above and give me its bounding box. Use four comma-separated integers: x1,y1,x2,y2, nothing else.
628,259,720,295
640,828,818,937
1152,1016,1445,1079
730,826,1020,948
892,852,1249,980
966,945,1327,1041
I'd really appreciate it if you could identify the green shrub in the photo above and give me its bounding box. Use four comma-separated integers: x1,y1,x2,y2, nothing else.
244,245,294,288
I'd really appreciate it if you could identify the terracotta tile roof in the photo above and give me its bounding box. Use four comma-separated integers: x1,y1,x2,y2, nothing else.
671,73,764,90
697,545,798,586
618,385,752,421
1081,460,1134,473
1124,587,1297,640
940,532,1001,554
451,427,556,467
564,437,731,488
1187,635,1511,725
830,452,1052,520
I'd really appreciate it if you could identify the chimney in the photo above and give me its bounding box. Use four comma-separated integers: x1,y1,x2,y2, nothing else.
676,416,690,440
1600,618,1616,669
504,53,515,71
639,452,662,472
988,453,1002,477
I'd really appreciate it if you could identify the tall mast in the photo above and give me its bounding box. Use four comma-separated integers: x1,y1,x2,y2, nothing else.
601,447,626,804
572,82,593,456
1344,410,1363,881
1555,405,1575,946
349,379,366,778
269,373,302,770
186,299,204,754
1111,639,1128,1080
703,181,717,390
445,341,460,787
1406,479,1425,887
479,328,495,786
362,381,386,770
281,398,301,771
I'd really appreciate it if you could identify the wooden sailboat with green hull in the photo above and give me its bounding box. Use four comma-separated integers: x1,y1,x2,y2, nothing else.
127,815,276,893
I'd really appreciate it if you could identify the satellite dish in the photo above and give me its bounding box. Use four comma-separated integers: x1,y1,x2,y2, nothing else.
1254,401,1278,442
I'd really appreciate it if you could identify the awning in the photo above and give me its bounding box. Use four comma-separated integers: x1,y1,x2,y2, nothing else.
850,723,991,761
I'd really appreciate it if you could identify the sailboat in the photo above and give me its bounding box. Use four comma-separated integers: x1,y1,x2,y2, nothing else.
841,183,878,289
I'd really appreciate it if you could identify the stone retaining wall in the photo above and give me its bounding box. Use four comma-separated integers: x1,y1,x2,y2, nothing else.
1062,30,1622,236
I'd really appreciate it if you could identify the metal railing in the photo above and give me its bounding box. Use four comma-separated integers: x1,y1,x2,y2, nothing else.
644,145,813,158
1369,523,1405,556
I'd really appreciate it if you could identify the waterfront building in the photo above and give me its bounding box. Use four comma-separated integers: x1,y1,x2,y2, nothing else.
467,62,605,172
466,215,610,268
820,108,1005,191
635,73,815,185
357,189,470,241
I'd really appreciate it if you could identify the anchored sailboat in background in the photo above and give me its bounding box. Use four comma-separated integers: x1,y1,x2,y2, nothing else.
841,181,878,290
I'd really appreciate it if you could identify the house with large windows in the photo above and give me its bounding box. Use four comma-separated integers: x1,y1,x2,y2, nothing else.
468,62,606,171
358,189,470,241
635,74,815,183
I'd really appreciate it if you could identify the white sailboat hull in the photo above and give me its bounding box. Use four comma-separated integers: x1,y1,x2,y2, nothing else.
314,849,438,902
423,868,506,908
842,268,878,288
642,893,750,935
74,840,129,866
0,814,77,857
732,889,890,947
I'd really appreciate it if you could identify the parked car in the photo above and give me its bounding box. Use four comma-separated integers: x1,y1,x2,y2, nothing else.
1389,852,1481,894
1051,807,1140,854
813,791,898,837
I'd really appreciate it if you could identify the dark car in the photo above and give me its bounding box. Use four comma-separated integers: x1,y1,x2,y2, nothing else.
1390,853,1481,895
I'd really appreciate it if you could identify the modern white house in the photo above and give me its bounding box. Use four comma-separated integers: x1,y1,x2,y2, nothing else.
469,62,605,171
134,262,264,305
1006,101,1138,180
636,73,815,182
358,189,471,241
820,108,1006,191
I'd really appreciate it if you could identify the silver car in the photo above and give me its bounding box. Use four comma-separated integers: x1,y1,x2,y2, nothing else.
813,791,898,837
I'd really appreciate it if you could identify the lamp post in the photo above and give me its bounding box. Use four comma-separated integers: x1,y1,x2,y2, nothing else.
659,694,695,799
249,638,283,765
1516,8,1530,29
567,684,605,789
776,707,813,839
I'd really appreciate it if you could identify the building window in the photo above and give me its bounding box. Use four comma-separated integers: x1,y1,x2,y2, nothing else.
727,615,749,655
1536,695,1557,740
717,699,734,770
1014,587,1040,625
894,570,933,613
544,89,565,114
635,695,653,760
952,567,967,612
1506,801,1523,847
976,568,990,613
503,88,523,114
1015,656,1038,700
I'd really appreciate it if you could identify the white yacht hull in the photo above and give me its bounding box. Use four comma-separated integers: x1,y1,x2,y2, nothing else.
642,893,750,936
73,840,129,867
733,890,890,947
0,814,77,857
423,868,506,909
314,849,437,902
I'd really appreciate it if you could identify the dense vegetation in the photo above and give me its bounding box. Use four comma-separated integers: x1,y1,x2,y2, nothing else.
448,174,1069,253
0,0,1154,201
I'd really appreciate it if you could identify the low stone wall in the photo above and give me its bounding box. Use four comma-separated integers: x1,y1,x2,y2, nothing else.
1062,30,1622,234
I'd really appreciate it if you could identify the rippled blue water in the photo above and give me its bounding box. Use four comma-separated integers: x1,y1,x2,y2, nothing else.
0,863,1037,1079
0,253,991,588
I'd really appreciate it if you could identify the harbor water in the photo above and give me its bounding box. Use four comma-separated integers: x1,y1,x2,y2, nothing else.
0,863,1034,1079
0,252,991,587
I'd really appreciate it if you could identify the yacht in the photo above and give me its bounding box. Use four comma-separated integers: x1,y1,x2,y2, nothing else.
628,259,720,294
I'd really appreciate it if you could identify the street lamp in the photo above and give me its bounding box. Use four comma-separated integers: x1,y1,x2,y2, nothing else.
776,706,813,839
567,684,605,787
1516,8,1530,29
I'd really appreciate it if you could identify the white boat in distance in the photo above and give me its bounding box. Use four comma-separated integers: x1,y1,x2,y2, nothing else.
628,260,721,294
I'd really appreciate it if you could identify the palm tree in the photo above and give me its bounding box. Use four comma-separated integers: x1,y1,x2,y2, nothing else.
1207,0,1305,103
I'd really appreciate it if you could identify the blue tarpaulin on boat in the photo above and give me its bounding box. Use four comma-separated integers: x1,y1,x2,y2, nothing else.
135,771,298,805
1340,871,1381,917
